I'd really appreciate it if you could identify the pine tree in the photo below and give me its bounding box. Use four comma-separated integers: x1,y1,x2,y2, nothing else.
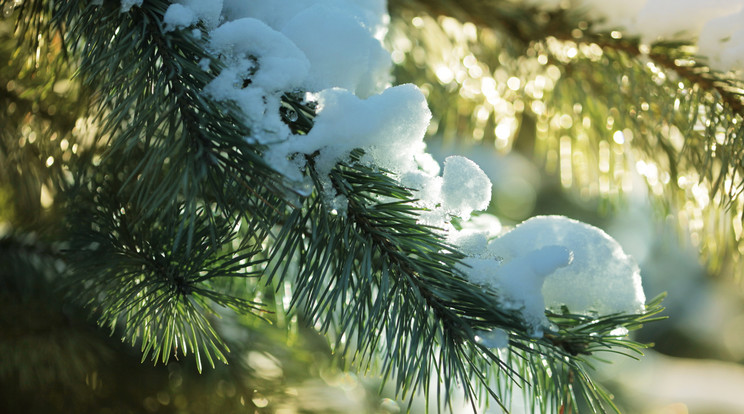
7,0,744,413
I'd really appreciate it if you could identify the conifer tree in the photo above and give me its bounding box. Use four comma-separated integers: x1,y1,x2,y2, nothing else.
4,0,742,413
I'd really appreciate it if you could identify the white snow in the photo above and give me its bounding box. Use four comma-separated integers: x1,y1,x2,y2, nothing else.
531,0,744,73
448,229,490,257
262,83,435,187
119,0,142,13
631,0,742,42
221,0,389,41
398,156,493,227
280,4,392,97
162,0,223,30
200,17,311,146
208,18,310,92
163,4,195,32
440,156,492,220
461,244,573,335
475,328,509,349
490,216,646,315
163,0,404,185
457,216,646,335
698,7,744,72
180,0,223,29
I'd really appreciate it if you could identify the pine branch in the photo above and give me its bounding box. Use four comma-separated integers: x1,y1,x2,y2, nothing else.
63,171,268,372
53,0,287,250
264,145,663,412
39,1,293,371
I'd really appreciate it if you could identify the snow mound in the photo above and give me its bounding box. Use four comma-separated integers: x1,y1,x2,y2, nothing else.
457,215,646,335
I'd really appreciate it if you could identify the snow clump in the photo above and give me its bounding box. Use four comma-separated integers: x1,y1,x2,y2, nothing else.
119,0,142,13
474,328,509,350
162,4,195,32
454,216,646,336
263,84,431,182
154,0,492,224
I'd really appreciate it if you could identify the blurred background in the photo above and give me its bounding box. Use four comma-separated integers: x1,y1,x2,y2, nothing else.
3,1,744,413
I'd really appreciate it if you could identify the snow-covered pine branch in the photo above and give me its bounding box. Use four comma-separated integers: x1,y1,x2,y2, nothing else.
148,0,654,410
3,0,679,412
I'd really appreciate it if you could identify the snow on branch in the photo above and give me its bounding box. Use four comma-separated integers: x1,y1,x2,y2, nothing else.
67,0,663,409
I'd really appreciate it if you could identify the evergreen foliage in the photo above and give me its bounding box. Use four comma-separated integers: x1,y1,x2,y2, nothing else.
12,0,744,412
